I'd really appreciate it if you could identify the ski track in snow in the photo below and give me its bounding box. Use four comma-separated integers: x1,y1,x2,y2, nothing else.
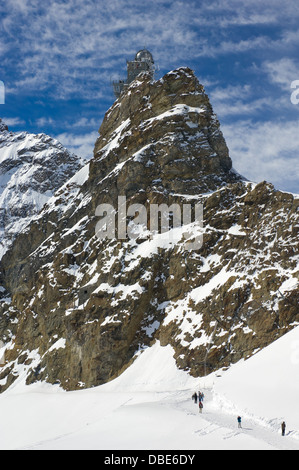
15,388,299,450
172,389,298,451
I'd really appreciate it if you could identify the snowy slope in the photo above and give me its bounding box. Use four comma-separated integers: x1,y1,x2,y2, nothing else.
0,328,299,450
212,325,299,436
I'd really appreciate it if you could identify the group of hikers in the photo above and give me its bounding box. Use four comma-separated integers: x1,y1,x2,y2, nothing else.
192,390,204,413
192,391,287,436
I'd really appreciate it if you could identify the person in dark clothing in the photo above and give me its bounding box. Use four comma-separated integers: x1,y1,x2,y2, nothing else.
237,416,242,428
281,421,286,436
192,392,197,404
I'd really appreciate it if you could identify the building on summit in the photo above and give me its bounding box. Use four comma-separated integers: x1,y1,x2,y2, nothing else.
112,48,157,98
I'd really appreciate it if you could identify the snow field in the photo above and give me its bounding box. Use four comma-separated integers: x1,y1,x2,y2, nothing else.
0,328,299,450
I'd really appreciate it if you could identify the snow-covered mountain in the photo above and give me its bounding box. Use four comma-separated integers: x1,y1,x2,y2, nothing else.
0,68,297,401
0,326,299,450
0,118,85,257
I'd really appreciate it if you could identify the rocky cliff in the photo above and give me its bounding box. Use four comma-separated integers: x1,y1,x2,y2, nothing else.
0,68,298,392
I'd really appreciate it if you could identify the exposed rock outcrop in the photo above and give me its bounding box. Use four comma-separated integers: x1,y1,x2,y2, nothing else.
0,68,297,392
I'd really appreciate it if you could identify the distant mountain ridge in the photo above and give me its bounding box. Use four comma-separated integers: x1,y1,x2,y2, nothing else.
0,69,297,392
0,118,85,257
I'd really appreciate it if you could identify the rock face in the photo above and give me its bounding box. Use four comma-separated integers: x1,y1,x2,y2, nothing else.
0,119,85,258
92,67,235,197
0,68,298,392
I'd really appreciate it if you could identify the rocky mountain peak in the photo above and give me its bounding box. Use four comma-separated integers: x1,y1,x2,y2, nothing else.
0,123,86,257
91,67,240,197
0,118,9,134
0,69,297,393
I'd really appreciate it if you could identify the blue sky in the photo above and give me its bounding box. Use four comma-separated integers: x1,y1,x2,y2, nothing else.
0,0,299,193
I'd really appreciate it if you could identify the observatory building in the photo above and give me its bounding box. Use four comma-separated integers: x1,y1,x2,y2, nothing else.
112,48,156,98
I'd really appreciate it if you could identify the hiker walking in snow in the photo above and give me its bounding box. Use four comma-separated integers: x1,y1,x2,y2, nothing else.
199,401,203,413
281,421,286,436
237,416,242,428
192,392,197,404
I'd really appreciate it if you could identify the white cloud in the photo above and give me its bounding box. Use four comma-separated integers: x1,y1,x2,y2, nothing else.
70,117,100,128
209,82,291,119
197,35,271,58
203,0,299,22
263,58,299,90
222,119,299,193
2,0,299,100
55,130,98,160
35,117,55,127
2,116,26,127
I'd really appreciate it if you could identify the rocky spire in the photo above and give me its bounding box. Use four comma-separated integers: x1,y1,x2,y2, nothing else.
92,67,241,197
